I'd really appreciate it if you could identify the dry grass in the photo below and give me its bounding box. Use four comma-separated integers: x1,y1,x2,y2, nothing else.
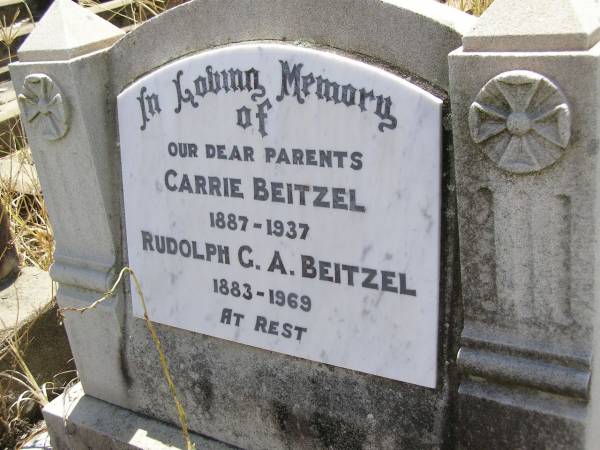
0,144,55,447
0,8,56,446
446,0,494,16
1,307,56,450
79,0,179,28
0,311,77,449
0,147,53,271
0,0,491,447
0,0,174,447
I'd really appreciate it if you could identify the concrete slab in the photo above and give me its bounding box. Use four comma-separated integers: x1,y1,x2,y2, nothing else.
0,266,53,334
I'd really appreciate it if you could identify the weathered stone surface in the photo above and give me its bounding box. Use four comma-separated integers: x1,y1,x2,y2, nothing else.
57,167,461,448
587,293,600,448
18,0,124,62
18,74,69,141
110,0,474,92
43,383,236,450
10,3,132,441
467,70,571,174
11,49,122,295
449,46,600,369
21,0,600,448
449,1,600,448
10,0,469,448
463,0,600,52
458,381,586,450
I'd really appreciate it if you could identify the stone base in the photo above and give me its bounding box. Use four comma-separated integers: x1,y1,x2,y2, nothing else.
457,380,587,450
43,383,237,450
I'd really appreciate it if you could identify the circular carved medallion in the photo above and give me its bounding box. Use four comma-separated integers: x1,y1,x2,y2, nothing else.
469,70,571,174
18,74,69,141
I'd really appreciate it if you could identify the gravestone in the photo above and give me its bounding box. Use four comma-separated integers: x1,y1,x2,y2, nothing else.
9,0,600,449
118,43,442,389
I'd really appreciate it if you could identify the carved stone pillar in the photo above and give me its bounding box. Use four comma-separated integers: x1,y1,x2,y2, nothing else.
449,0,600,448
9,0,129,404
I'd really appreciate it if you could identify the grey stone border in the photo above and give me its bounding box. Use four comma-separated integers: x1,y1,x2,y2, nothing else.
108,0,474,95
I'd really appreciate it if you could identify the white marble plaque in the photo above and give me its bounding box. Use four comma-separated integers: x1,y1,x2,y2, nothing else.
118,43,442,388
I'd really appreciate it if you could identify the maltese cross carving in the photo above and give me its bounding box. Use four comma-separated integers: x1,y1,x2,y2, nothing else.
469,70,571,174
18,74,69,141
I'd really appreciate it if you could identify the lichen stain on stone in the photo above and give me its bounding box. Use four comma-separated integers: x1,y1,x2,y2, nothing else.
310,412,367,450
118,301,133,388
271,400,367,450
587,138,599,156
272,400,292,434
190,357,214,412
271,399,313,448
191,377,214,413
118,339,133,388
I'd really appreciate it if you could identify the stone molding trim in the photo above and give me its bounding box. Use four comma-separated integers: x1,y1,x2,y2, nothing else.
109,0,475,93
468,70,571,174
458,347,589,400
18,73,69,141
458,324,590,401
50,256,115,293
